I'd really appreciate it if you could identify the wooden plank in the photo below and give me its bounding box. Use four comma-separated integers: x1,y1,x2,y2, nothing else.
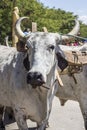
12,7,19,47
42,27,48,32
32,22,37,32
64,51,87,65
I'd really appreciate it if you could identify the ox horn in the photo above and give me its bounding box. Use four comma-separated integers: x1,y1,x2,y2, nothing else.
15,17,29,38
61,20,80,41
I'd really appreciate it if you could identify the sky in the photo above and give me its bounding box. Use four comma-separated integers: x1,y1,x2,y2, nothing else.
39,0,87,24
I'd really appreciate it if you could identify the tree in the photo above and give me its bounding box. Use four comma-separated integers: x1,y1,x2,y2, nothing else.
0,0,87,45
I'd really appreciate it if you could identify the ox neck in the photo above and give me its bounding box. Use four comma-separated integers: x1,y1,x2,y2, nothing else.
45,59,57,89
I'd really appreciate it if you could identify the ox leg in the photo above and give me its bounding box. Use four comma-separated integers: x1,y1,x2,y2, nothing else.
13,108,28,130
6,107,14,120
37,104,52,130
79,98,87,130
81,109,87,130
0,106,5,129
37,121,48,130
80,109,87,130
59,98,67,106
83,112,87,130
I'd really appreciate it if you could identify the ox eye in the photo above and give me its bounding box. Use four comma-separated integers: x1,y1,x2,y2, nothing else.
48,45,55,51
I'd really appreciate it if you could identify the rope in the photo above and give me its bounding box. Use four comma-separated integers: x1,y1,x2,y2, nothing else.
65,34,87,41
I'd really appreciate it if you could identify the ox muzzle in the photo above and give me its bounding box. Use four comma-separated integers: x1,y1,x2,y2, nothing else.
27,71,45,88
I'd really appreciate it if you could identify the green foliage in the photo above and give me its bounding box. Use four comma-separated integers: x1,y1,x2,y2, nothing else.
80,23,87,38
0,0,87,44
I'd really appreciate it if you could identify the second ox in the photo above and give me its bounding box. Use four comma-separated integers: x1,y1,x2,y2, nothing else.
56,43,87,130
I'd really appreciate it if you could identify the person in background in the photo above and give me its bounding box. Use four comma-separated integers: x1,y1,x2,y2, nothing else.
24,28,31,35
73,40,78,46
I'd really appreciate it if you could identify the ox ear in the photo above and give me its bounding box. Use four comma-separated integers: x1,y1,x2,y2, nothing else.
16,40,27,52
56,46,68,71
23,54,30,71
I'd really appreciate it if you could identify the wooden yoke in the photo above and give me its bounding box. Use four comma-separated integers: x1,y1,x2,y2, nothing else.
42,27,48,32
63,50,87,65
12,7,20,47
55,69,64,87
32,22,37,32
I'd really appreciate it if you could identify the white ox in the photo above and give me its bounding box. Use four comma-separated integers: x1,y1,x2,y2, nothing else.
0,17,79,130
56,44,87,130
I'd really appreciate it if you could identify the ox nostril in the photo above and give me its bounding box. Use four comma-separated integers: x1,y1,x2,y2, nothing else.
34,72,43,81
27,72,45,86
27,72,34,84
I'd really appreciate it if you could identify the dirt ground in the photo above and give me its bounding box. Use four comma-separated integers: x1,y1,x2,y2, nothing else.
5,97,85,130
